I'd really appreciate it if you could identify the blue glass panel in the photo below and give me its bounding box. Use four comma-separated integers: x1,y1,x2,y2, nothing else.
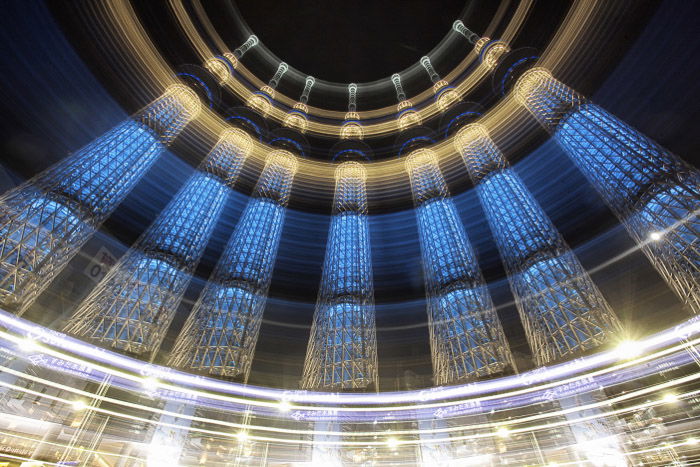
51,120,162,215
479,170,560,267
141,173,228,265
217,198,285,287
322,212,372,299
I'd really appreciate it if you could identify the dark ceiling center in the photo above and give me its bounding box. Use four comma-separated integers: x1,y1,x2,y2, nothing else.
235,0,466,83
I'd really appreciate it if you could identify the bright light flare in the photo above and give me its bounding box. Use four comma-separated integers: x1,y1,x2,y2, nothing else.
278,400,292,412
496,427,510,438
72,400,87,411
615,339,643,359
142,377,159,391
662,393,679,403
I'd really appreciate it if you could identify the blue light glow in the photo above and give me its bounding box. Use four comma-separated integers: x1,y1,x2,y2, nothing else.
0,196,83,280
169,155,294,379
554,101,700,311
416,199,478,290
408,156,512,383
89,255,189,348
140,173,228,266
321,213,372,300
217,198,285,287
514,253,607,356
50,120,161,216
479,170,561,268
303,164,376,389
556,104,673,209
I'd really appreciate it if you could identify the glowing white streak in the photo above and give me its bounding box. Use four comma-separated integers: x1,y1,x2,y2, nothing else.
0,364,698,445
2,307,700,405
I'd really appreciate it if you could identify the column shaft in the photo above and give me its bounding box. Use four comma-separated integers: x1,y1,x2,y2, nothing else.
458,125,621,365
405,149,513,384
516,68,700,313
63,132,245,359
302,162,377,390
0,86,199,314
170,151,296,381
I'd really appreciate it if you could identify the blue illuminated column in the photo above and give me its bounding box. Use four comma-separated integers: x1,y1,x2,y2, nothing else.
515,68,700,314
456,124,622,365
63,129,251,360
302,162,378,390
169,150,297,381
0,85,200,315
405,148,513,384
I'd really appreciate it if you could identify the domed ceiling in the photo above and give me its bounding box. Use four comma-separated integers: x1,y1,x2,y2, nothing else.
0,0,698,388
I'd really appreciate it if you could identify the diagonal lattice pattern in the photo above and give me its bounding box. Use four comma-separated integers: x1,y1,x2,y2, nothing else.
405,149,513,384
302,162,378,390
170,151,297,380
0,86,199,314
64,135,244,359
516,68,700,313
458,125,621,365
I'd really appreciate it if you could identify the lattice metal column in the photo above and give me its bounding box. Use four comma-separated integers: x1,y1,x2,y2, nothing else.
169,150,297,381
63,129,249,360
515,67,700,313
0,85,200,315
457,124,622,365
404,148,513,384
302,162,378,390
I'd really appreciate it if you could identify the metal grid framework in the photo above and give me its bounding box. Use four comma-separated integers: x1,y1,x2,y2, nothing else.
302,162,378,390
63,138,241,359
169,151,297,381
0,86,199,315
516,68,700,313
405,149,513,384
458,125,622,365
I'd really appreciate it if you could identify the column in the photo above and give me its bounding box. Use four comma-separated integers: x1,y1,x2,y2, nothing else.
515,67,700,313
457,124,622,365
405,148,513,384
0,85,200,314
169,150,297,382
63,128,250,360
302,162,378,390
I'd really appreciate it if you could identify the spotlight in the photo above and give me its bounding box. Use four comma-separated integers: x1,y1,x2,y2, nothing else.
72,400,87,411
236,431,249,442
649,231,663,241
278,400,292,412
496,427,510,438
614,339,642,359
662,393,679,403
19,338,39,353
386,437,399,448
142,377,159,391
